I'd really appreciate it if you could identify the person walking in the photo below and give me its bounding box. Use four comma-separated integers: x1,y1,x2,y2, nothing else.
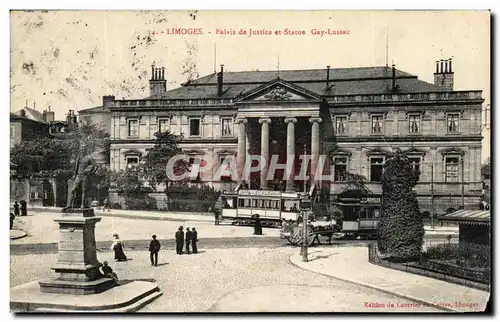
185,228,192,254
149,235,161,266
111,233,127,261
175,226,184,255
13,201,20,217
191,227,198,254
10,212,15,230
20,200,27,216
102,198,109,212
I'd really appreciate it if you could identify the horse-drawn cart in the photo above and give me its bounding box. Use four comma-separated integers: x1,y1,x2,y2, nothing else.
280,219,338,246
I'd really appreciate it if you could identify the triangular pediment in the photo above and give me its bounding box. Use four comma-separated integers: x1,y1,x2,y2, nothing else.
236,78,321,102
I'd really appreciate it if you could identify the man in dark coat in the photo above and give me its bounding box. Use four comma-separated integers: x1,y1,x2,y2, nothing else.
13,201,20,217
191,228,198,254
175,226,184,255
10,213,15,230
253,214,263,235
185,228,192,254
20,200,27,216
149,235,161,266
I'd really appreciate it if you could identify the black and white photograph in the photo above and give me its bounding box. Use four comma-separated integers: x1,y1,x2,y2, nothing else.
8,9,491,313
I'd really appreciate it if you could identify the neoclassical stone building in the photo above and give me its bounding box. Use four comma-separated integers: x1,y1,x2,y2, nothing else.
104,59,484,212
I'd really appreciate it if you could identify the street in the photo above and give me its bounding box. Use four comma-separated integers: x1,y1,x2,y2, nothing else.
10,247,442,312
9,211,462,312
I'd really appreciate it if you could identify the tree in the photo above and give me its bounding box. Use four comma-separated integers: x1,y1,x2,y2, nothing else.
481,158,491,179
109,166,144,202
142,131,190,194
377,148,424,261
10,123,110,179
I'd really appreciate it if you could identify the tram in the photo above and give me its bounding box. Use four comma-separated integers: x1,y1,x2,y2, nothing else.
333,194,381,238
219,189,302,227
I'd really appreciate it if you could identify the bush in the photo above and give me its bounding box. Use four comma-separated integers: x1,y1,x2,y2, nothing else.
378,149,424,261
125,197,156,210
423,242,490,268
446,207,457,214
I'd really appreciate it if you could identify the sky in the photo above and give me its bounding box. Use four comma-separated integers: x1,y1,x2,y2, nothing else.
9,10,490,161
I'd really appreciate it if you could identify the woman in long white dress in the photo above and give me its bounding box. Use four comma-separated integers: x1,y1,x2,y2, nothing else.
111,233,127,261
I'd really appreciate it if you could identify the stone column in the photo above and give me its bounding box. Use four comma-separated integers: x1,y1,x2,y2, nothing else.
309,117,322,185
259,118,271,190
285,117,297,192
236,118,247,184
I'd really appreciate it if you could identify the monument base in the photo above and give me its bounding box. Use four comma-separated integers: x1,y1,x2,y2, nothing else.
11,280,162,313
39,277,116,295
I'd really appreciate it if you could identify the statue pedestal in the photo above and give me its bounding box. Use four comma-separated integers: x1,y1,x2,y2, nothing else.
38,208,115,295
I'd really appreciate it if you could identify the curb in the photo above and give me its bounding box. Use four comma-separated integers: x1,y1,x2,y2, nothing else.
288,253,457,312
10,230,27,240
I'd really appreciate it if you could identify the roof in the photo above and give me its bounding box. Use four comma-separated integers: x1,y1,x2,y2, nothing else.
15,107,46,123
147,66,448,100
78,106,108,114
439,209,490,225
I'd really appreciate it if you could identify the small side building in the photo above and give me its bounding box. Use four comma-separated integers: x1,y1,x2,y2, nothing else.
439,209,490,245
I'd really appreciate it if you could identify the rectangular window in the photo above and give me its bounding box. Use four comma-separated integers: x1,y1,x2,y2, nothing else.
409,115,421,133
408,157,421,178
188,156,201,181
127,119,138,137
447,113,460,133
219,155,234,179
126,157,139,167
335,116,347,135
221,117,233,137
158,118,169,133
334,157,348,182
371,115,383,134
370,157,385,182
189,118,201,136
445,157,460,182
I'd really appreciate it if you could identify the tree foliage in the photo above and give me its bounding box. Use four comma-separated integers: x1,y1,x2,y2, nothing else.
481,158,491,179
10,123,110,179
141,131,190,192
109,167,145,200
377,148,424,261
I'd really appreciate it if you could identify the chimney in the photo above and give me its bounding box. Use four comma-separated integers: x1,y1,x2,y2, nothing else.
66,110,74,124
149,63,167,96
391,63,396,92
434,57,454,91
217,64,224,96
43,108,55,122
103,95,115,107
326,66,330,89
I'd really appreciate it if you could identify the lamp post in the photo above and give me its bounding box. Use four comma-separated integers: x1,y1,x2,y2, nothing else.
299,192,311,262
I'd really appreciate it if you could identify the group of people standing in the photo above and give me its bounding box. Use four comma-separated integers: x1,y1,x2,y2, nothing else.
13,201,28,217
175,226,198,255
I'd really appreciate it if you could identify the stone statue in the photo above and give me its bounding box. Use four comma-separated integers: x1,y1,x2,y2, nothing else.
63,145,98,210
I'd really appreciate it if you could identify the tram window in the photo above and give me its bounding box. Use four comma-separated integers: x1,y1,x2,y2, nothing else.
238,199,244,207
251,199,258,208
263,200,269,208
258,200,264,208
245,199,251,207
373,209,380,218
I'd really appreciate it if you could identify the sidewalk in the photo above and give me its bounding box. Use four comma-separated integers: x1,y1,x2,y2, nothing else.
290,247,489,312
28,206,214,222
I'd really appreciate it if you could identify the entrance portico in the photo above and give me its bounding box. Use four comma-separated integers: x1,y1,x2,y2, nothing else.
235,113,323,191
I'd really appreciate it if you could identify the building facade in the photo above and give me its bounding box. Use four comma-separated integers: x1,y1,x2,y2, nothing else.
105,60,484,213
